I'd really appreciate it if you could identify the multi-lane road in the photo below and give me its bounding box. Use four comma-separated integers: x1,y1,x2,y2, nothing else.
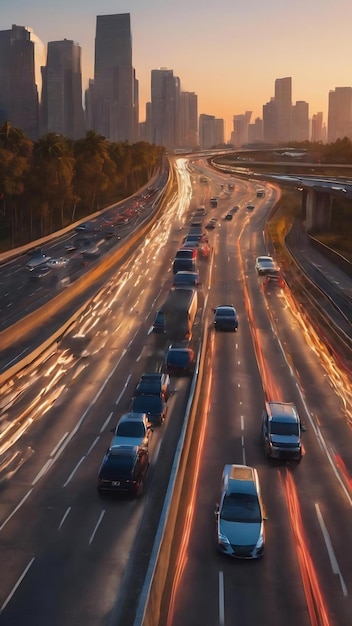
0,159,351,626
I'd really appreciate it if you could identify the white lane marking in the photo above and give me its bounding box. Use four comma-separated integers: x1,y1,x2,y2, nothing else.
63,456,85,487
0,557,35,613
115,373,132,405
315,503,348,596
86,436,100,456
58,507,71,530
219,570,225,626
0,489,33,532
100,411,113,433
89,510,106,545
240,415,244,430
32,459,52,485
241,437,246,466
50,432,69,457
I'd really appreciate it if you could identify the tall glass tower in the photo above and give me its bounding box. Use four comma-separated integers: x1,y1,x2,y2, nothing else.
0,24,45,139
41,39,85,139
92,13,137,142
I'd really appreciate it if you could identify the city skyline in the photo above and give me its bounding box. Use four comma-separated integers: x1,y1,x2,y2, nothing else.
2,0,352,140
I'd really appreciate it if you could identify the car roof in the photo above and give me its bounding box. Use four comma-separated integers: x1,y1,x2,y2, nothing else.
224,464,258,495
266,401,298,422
108,444,139,457
117,411,148,423
215,305,236,312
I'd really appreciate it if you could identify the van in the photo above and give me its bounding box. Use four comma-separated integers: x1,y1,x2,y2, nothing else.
261,401,302,461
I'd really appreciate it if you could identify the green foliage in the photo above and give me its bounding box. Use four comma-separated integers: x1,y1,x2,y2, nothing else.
0,123,164,248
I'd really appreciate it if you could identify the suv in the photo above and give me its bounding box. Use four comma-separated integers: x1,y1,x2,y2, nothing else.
165,343,195,376
97,445,149,496
214,305,238,331
134,372,171,401
261,402,302,461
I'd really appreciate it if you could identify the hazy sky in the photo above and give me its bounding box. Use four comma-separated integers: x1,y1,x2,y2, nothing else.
2,0,352,139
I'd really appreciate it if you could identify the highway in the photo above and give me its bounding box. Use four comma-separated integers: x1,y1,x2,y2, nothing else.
0,159,351,626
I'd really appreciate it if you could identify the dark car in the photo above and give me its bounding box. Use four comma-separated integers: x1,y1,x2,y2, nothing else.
215,464,265,558
134,372,171,401
214,305,238,331
153,309,165,333
261,401,303,461
131,394,168,426
28,264,52,281
97,445,149,496
247,204,255,211
172,257,196,274
224,213,233,220
173,271,199,287
165,344,195,376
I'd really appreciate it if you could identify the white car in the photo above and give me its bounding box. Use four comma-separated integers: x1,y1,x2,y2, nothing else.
255,256,279,275
47,257,70,268
110,412,152,449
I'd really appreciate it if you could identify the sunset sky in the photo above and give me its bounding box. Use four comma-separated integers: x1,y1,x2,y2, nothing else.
2,0,352,140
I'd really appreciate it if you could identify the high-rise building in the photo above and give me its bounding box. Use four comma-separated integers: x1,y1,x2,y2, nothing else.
90,13,137,142
179,92,198,148
199,114,224,148
292,100,309,142
41,39,85,139
327,87,352,142
311,112,323,142
150,68,180,148
0,24,45,139
262,98,278,143
230,111,252,146
247,117,263,144
275,76,292,142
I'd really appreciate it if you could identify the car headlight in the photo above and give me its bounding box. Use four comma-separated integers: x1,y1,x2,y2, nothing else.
255,533,264,550
218,532,230,545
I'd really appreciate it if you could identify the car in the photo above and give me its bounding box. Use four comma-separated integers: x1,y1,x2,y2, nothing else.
110,412,152,449
47,257,70,268
165,343,195,376
172,257,196,274
173,271,200,287
255,256,279,276
210,197,218,207
28,264,52,281
205,219,217,230
26,249,51,270
214,305,238,331
97,445,149,496
247,204,255,211
194,206,206,216
224,213,233,220
134,372,171,401
175,247,197,260
261,401,303,461
131,394,168,426
231,206,239,213
215,464,265,559
153,309,165,333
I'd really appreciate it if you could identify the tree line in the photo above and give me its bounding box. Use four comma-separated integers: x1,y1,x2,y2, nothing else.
0,122,165,248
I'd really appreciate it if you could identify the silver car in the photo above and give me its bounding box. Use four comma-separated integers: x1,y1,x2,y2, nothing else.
215,464,265,558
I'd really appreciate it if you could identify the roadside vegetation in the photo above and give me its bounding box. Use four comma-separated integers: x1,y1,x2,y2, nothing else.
0,122,164,251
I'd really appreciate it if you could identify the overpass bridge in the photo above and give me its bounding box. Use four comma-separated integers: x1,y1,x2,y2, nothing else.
211,157,352,232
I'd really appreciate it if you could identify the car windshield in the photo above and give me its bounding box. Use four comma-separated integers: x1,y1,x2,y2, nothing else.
270,421,299,436
221,493,261,523
115,422,145,437
132,396,162,412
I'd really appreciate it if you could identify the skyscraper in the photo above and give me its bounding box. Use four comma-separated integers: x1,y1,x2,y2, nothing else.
327,87,352,142
0,24,45,139
150,68,180,148
179,92,198,148
275,77,292,142
41,39,85,139
91,13,137,142
311,112,324,142
199,114,224,148
292,100,309,142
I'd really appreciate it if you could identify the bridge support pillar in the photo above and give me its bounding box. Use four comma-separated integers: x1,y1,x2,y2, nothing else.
305,189,332,233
